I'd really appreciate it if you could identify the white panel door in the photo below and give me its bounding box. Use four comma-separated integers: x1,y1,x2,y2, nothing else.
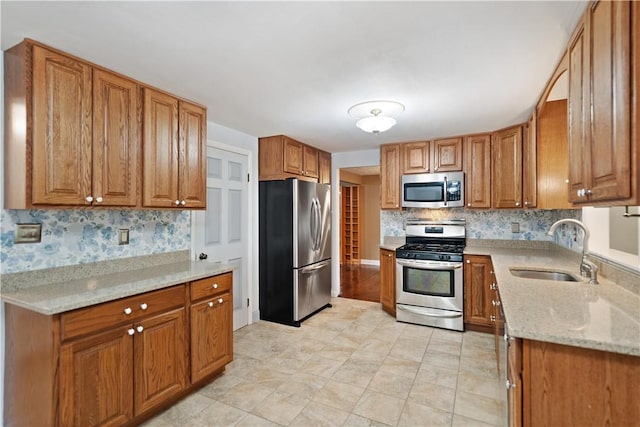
193,145,249,330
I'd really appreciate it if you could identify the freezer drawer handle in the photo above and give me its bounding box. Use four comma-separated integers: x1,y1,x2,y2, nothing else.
300,260,330,274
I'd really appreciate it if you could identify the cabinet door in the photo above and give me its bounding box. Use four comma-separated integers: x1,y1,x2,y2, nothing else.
93,69,139,206
134,308,187,415
463,255,493,327
463,134,491,208
319,151,332,184
584,0,632,202
303,145,319,179
283,136,304,175
178,101,206,208
190,293,233,383
379,249,396,316
568,16,589,203
380,144,401,209
522,113,537,208
142,88,179,207
60,327,134,427
433,137,463,172
491,126,523,208
32,45,92,205
402,141,430,174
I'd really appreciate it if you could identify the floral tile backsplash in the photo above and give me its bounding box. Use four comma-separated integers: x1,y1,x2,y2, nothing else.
1,209,191,274
381,208,583,251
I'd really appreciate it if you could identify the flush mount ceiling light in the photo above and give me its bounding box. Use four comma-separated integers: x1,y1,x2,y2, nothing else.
348,100,405,134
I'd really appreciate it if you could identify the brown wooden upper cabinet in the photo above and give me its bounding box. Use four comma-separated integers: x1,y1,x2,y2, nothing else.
4,40,140,209
402,141,431,174
432,137,463,172
380,143,402,209
463,134,492,209
142,88,206,209
259,135,327,182
491,125,523,209
568,1,638,205
402,138,463,175
318,151,332,184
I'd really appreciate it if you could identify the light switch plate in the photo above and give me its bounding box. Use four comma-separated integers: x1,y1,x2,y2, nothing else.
15,223,42,244
118,229,130,245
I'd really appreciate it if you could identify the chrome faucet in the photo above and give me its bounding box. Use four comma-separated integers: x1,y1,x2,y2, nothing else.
547,218,599,284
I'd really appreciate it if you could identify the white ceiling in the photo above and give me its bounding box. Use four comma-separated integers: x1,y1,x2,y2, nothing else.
1,1,587,154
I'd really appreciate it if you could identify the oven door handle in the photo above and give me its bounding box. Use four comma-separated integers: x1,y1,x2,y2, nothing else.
395,259,462,270
397,305,463,318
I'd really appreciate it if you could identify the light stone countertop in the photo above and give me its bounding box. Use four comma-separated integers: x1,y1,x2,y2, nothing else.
1,260,234,315
466,244,640,356
380,236,405,251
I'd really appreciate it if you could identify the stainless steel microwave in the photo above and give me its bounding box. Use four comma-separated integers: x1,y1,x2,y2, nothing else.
401,172,464,208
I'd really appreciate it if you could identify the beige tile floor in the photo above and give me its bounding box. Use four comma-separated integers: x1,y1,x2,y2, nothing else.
143,297,505,427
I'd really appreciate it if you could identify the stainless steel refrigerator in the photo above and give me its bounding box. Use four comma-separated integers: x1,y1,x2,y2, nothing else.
259,179,332,326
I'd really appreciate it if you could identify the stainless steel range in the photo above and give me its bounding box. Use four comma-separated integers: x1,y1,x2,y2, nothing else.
395,219,466,331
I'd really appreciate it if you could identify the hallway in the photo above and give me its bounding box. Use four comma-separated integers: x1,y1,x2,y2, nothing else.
339,263,381,303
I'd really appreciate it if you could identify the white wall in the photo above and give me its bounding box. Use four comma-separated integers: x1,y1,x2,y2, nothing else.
330,149,380,296
206,122,260,321
582,206,640,270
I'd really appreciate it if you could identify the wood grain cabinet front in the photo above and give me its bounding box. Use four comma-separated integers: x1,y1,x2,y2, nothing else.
463,255,494,331
4,40,140,209
4,273,234,427
380,144,402,210
379,248,396,316
491,125,523,209
258,135,323,182
568,1,639,205
142,87,206,209
190,272,233,383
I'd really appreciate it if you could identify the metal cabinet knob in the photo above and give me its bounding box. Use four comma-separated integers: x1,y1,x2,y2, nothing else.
212,283,218,289
180,200,186,206
218,298,223,304
95,196,103,203
467,203,471,207
466,260,470,264
395,204,399,208
515,202,520,206
208,301,214,308
140,303,148,310
492,300,501,306
506,380,516,389
524,201,529,206
174,200,181,206
124,307,132,315
86,196,93,203
136,326,144,333
490,315,496,322
127,328,135,336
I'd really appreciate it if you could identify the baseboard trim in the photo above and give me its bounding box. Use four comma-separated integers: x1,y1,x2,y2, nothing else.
360,259,380,266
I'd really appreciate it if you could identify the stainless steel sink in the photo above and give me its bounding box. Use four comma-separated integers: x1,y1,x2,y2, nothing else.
510,268,579,282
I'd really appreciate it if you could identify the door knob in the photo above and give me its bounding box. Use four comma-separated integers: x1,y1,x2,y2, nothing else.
199,253,208,260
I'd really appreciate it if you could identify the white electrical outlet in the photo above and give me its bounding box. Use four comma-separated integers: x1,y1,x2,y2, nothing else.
118,229,130,245
511,222,520,233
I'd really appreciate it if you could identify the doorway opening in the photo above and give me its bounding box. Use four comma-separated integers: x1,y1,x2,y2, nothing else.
338,166,381,302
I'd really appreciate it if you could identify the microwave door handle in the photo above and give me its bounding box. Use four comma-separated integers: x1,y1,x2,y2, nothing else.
443,176,448,206
396,259,462,270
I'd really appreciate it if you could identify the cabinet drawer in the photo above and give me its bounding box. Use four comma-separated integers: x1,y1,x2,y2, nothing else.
61,285,185,340
191,273,232,302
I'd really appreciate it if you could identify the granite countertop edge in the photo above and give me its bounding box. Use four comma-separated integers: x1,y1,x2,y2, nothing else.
465,243,640,357
1,261,235,315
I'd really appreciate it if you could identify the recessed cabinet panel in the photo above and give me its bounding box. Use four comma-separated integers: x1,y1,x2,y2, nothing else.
178,101,207,208
492,126,523,208
402,141,430,174
32,45,93,206
380,144,401,210
93,69,139,206
433,137,463,172
463,134,491,209
143,88,179,207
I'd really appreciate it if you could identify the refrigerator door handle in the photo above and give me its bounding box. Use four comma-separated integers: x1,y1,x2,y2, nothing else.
309,198,318,252
314,198,322,251
300,259,331,274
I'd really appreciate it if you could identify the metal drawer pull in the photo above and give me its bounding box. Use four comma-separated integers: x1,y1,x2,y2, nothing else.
140,303,148,310
124,307,132,315
136,326,144,333
212,283,218,289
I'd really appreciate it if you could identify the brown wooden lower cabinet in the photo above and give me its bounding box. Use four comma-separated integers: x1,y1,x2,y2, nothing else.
380,248,396,316
4,272,233,427
463,255,495,332
507,338,640,427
